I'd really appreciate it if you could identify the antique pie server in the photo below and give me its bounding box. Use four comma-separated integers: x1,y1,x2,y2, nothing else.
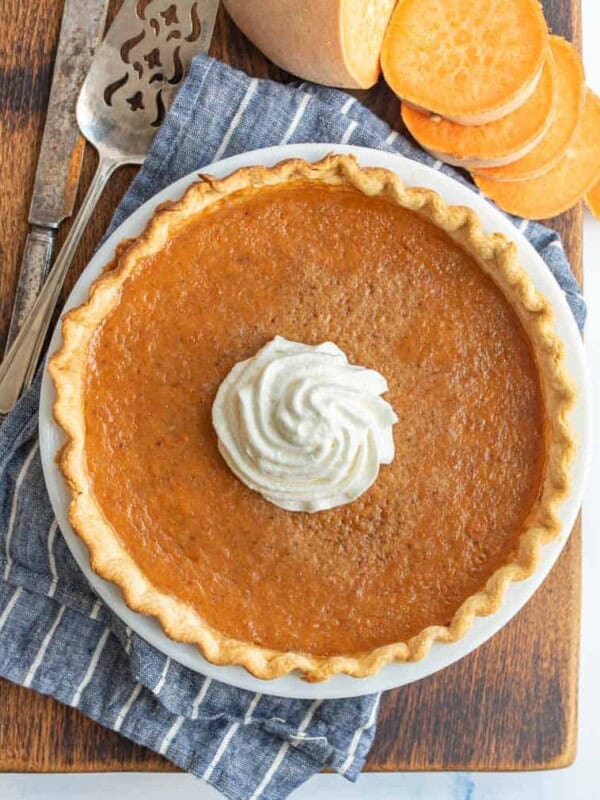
0,0,220,414
5,0,110,349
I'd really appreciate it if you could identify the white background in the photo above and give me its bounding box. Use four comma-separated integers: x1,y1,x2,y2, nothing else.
3,1,599,797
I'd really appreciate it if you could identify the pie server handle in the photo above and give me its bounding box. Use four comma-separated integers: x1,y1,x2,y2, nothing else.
0,155,120,413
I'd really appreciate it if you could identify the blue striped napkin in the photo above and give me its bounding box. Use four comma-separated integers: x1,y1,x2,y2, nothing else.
0,54,586,800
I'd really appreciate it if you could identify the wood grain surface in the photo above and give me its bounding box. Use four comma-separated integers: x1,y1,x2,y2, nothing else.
0,0,583,773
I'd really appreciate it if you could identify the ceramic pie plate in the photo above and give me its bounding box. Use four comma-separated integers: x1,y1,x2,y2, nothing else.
39,144,591,699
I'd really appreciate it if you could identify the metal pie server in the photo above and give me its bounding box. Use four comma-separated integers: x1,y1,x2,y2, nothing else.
5,0,110,348
0,0,220,414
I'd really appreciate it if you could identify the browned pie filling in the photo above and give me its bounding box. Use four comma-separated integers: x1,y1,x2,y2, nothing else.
84,182,546,657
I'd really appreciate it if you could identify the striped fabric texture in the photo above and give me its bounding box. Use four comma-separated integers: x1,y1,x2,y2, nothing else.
0,55,586,800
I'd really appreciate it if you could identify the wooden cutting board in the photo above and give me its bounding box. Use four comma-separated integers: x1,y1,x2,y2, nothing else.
0,0,582,773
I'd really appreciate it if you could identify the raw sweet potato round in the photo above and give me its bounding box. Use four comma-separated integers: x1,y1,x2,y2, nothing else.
223,0,396,89
473,38,585,182
382,0,549,124
586,181,600,220
401,51,556,168
474,90,600,219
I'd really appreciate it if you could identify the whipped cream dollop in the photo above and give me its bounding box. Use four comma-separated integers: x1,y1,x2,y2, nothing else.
212,336,398,513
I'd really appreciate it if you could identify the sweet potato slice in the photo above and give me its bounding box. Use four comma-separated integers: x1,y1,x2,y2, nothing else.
474,90,600,219
586,181,600,220
401,52,556,168
474,38,585,181
381,0,549,124
223,0,396,89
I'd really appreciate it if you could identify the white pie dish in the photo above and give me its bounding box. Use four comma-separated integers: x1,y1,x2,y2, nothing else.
39,143,591,699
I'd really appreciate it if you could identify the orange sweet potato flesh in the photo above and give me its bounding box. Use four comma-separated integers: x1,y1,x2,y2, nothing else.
401,51,556,168
474,90,600,220
586,181,600,220
382,0,549,124
474,38,585,181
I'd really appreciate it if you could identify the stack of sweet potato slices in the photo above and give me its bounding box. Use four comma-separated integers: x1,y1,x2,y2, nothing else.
382,0,600,220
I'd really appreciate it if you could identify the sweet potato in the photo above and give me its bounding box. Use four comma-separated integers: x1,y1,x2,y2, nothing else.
223,0,396,89
381,0,549,124
401,51,556,168
473,38,585,181
586,181,600,220
474,90,600,219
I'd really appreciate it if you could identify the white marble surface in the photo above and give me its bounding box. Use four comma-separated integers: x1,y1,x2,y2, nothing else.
3,3,599,798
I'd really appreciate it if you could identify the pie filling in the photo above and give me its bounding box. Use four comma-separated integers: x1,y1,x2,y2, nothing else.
84,181,546,658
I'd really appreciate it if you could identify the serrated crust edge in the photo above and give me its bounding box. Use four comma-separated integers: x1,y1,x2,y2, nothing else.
49,154,577,682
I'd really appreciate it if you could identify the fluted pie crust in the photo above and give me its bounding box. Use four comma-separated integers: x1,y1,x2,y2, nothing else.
50,155,576,681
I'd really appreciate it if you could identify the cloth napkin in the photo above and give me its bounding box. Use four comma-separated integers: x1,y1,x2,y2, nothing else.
0,54,586,800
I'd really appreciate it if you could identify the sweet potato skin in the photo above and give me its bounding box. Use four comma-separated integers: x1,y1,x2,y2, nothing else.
223,0,394,89
382,0,549,124
474,90,600,220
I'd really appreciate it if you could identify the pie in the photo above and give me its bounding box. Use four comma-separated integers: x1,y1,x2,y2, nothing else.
50,155,575,681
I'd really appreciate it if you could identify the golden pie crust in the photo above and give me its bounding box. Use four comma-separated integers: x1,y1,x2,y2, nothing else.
50,155,576,681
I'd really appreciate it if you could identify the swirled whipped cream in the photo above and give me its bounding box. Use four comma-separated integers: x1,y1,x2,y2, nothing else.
212,336,398,513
